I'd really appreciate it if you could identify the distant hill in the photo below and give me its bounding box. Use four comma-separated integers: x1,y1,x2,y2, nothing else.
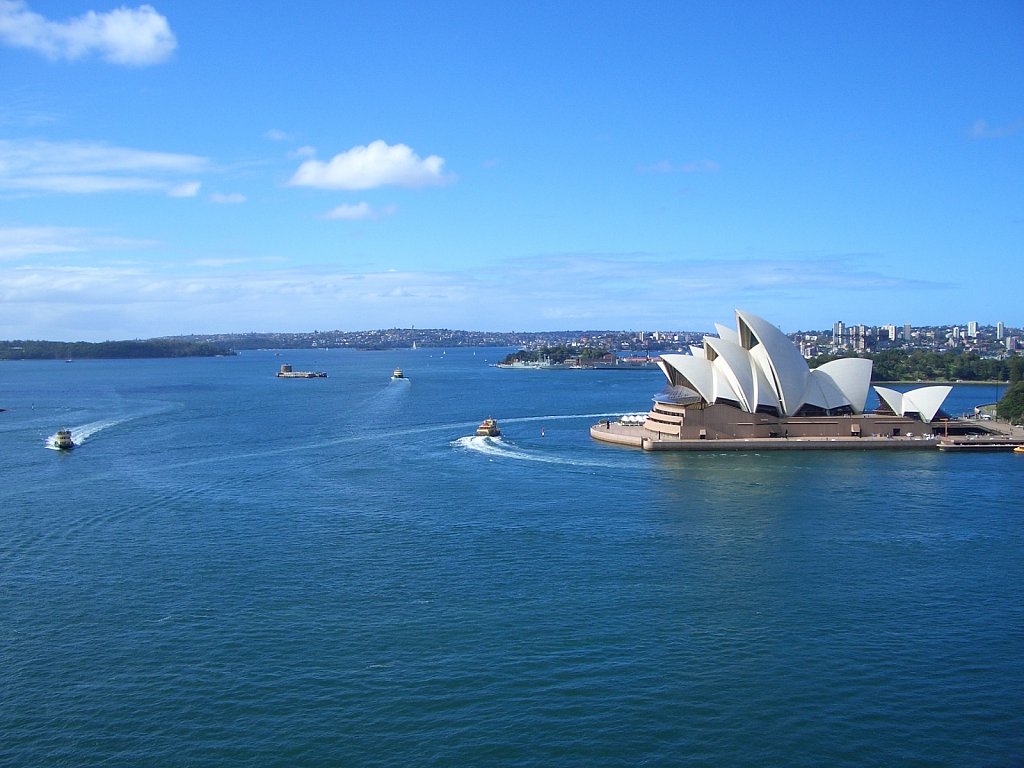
0,339,235,360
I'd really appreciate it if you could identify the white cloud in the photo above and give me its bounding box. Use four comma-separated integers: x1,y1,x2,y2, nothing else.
191,257,285,268
288,140,452,190
5,174,166,193
0,225,156,260
0,139,209,194
0,250,961,341
0,240,465,336
168,181,201,197
0,139,206,173
0,226,85,259
969,118,1024,140
264,128,290,142
323,202,396,221
0,0,176,66
210,191,246,204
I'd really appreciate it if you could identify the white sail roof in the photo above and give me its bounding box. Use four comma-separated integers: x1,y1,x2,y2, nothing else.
736,310,812,416
658,354,716,405
657,310,953,423
656,309,879,418
713,323,740,346
815,358,873,414
803,369,853,412
874,385,952,423
705,336,756,411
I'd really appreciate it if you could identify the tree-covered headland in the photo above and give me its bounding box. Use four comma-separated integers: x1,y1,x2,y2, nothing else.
810,348,1024,424
809,348,1016,383
997,357,1024,425
500,346,610,365
0,339,235,360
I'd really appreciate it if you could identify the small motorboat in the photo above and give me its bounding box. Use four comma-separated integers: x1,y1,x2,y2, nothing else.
475,418,501,437
1014,445,1024,454
53,429,75,450
391,367,405,380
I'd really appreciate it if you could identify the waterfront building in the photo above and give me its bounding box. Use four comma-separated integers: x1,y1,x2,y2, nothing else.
592,309,961,451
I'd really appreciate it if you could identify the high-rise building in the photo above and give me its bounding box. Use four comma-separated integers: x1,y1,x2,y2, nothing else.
997,321,1005,340
903,322,912,342
832,321,845,345
967,321,978,338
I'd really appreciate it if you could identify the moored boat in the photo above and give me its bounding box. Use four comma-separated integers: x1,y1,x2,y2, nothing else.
53,429,75,450
1014,445,1024,454
475,418,501,437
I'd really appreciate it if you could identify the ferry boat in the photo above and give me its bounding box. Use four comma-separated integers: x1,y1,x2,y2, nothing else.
53,429,75,450
391,367,405,380
475,418,501,437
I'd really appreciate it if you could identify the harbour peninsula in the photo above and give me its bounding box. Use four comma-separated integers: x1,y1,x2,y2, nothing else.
0,339,234,360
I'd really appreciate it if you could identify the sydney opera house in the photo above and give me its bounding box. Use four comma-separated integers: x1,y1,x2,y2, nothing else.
592,309,956,451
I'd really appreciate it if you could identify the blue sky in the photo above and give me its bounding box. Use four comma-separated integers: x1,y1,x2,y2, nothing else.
1,1,1021,341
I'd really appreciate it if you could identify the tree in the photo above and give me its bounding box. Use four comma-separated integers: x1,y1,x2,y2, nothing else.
997,379,1024,425
1010,355,1024,384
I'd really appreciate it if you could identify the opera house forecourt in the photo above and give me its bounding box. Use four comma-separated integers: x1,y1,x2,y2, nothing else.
591,309,994,452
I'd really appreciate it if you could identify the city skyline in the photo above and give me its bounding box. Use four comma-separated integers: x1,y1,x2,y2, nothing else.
1,1,1022,342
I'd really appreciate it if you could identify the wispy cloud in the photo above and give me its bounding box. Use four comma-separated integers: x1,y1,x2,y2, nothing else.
0,248,952,340
210,192,246,204
0,88,59,127
264,128,290,142
0,225,156,260
323,202,396,221
192,256,285,267
969,118,1024,139
0,0,176,66
289,140,453,190
169,181,201,198
638,159,720,174
0,138,208,195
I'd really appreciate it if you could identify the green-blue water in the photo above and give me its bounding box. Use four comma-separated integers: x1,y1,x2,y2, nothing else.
2,349,1022,766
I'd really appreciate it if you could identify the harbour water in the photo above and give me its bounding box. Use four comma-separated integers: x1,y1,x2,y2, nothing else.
2,349,1022,766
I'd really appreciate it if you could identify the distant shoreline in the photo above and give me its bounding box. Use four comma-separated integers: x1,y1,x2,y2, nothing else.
874,380,1009,386
0,339,234,361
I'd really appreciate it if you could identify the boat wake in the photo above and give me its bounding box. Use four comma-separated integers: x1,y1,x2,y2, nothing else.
499,412,623,425
44,417,133,449
451,434,624,469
